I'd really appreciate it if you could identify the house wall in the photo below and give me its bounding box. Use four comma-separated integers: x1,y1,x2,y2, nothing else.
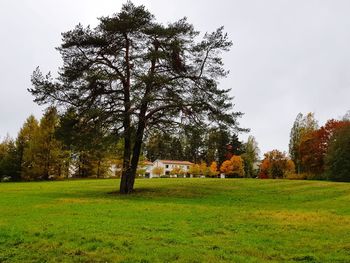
150,160,191,178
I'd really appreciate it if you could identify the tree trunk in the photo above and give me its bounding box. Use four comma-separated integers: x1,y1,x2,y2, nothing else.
119,37,156,194
128,118,147,193
96,159,101,178
119,120,132,194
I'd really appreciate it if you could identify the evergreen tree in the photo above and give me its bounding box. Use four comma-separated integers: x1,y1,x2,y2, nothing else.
183,126,205,163
0,136,19,180
325,125,350,181
56,108,119,178
30,2,243,193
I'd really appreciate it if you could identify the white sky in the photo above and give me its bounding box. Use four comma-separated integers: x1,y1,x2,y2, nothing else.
0,0,349,155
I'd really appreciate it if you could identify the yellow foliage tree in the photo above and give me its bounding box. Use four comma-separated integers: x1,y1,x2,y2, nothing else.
152,166,164,177
230,155,245,177
199,161,209,177
209,161,219,177
170,166,185,177
189,164,200,177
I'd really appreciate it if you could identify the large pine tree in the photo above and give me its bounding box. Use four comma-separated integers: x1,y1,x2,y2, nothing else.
29,2,243,193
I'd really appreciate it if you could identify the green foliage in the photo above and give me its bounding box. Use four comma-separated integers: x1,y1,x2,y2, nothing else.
145,132,184,161
56,108,120,178
144,126,245,169
29,2,243,193
0,179,350,262
0,136,19,180
325,125,350,181
241,135,260,177
289,112,319,174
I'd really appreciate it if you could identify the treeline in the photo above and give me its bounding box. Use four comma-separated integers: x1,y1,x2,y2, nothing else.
0,107,261,181
288,112,350,181
0,107,121,181
258,111,350,181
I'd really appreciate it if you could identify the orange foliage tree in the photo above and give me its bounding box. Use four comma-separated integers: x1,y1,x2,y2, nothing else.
259,150,292,179
220,160,233,176
220,155,245,177
209,161,219,177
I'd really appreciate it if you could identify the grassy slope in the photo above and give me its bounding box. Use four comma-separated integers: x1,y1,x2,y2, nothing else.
0,179,350,263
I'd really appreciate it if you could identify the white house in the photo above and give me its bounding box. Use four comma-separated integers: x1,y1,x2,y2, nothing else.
141,161,154,178
150,159,193,178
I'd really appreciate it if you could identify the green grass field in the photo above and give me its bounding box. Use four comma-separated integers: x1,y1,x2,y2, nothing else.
0,179,350,263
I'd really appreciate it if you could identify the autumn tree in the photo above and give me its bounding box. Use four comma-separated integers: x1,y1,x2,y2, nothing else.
170,166,185,177
299,119,349,175
259,150,291,179
17,115,40,180
21,108,67,180
199,161,209,177
220,155,244,177
152,166,164,177
189,164,201,177
220,160,233,176
209,161,219,177
29,2,243,194
289,112,318,173
230,155,245,177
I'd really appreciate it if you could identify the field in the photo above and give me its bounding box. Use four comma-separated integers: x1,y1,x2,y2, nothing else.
0,179,350,263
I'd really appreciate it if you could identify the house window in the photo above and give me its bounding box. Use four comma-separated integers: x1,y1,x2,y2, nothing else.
166,164,169,169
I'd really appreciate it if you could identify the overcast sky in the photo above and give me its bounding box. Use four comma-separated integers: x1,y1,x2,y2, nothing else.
0,0,349,155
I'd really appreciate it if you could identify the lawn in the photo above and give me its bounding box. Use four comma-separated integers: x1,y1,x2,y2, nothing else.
0,178,350,263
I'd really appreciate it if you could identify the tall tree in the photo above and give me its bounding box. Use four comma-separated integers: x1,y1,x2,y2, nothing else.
29,2,243,193
289,112,318,173
183,126,205,163
299,119,349,175
241,135,260,177
16,115,40,180
259,150,291,179
21,108,66,180
0,136,19,180
56,107,119,178
325,125,350,181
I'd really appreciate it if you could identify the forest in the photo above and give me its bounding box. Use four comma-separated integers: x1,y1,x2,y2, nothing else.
1,108,349,182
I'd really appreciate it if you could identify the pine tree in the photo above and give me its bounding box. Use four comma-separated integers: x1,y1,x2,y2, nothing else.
30,2,243,193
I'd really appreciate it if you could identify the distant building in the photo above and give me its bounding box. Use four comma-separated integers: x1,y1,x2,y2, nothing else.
103,159,195,178
150,159,193,178
142,161,154,178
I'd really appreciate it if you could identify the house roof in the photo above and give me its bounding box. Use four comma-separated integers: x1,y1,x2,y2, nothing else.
156,160,193,165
